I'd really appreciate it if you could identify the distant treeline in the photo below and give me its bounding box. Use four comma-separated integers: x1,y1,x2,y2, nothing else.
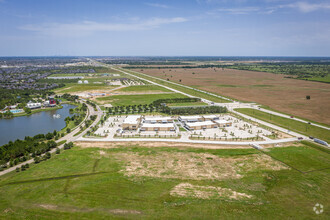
125,62,330,80
152,98,200,106
160,105,227,115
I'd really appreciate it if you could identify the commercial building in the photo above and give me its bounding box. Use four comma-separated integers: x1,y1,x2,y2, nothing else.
185,121,218,130
202,115,220,121
144,116,174,124
122,115,142,130
178,115,203,123
140,123,175,131
26,101,41,109
214,120,232,127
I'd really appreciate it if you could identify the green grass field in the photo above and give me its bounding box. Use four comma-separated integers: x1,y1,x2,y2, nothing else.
265,145,330,172
235,108,330,142
53,83,118,93
303,75,330,83
96,93,187,106
118,85,171,92
0,142,329,219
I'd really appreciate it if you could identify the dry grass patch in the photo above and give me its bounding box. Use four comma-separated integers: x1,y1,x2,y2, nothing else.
75,141,250,150
115,151,288,180
170,183,253,200
38,204,142,215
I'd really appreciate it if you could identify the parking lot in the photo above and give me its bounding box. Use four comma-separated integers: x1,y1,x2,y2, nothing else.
91,114,276,141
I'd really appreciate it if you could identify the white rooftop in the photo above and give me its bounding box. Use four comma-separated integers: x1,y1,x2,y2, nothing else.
179,115,202,120
141,123,174,128
123,115,141,124
186,121,216,127
203,115,218,119
214,120,230,124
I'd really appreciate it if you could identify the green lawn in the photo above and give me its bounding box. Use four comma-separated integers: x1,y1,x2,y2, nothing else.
53,83,118,93
235,108,330,143
118,85,171,92
0,143,329,219
303,75,330,83
265,144,330,172
96,93,187,106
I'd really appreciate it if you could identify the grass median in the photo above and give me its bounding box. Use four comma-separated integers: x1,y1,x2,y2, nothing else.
235,108,330,142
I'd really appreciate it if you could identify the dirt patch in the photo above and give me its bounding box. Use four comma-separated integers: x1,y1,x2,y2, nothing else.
38,204,142,215
137,68,330,125
114,151,287,180
170,183,252,200
75,141,251,150
261,141,302,149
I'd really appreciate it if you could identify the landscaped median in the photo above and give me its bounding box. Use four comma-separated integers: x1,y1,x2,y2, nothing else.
235,108,330,143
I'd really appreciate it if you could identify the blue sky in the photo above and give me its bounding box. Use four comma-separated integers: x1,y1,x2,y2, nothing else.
0,0,329,56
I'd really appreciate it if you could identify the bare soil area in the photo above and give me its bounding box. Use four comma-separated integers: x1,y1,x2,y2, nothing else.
137,68,330,124
114,151,288,181
75,141,251,149
170,183,252,200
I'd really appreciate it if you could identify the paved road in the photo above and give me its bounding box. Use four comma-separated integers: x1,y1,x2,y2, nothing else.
0,101,103,177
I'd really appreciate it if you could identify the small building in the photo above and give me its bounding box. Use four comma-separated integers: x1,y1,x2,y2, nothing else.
178,115,203,123
144,116,174,124
214,120,232,127
203,115,220,121
140,123,175,132
185,121,217,130
26,101,41,109
83,80,89,84
122,115,142,130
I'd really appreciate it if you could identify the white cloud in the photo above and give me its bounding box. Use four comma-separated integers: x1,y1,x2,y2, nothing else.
20,17,188,36
215,7,259,14
283,2,330,13
145,3,170,9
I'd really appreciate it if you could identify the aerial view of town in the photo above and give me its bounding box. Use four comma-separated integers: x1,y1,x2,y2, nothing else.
0,0,329,219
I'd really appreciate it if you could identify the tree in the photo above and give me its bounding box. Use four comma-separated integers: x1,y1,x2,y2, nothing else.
45,132,54,140
66,128,71,133
306,95,311,100
23,107,32,114
56,148,60,154
34,157,40,164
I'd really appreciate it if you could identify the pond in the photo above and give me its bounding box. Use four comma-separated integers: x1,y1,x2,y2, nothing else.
0,104,76,146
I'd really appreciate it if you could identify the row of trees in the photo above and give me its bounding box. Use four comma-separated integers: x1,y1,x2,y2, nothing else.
0,133,59,170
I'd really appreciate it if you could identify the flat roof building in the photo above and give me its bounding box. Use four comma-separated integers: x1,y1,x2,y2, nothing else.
214,120,232,127
202,115,220,121
141,123,175,131
122,115,141,130
185,120,217,130
144,116,174,124
178,115,203,123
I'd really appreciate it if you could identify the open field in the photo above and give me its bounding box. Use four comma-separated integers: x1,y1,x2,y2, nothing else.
96,93,187,106
53,84,118,93
121,68,231,103
0,142,328,219
235,108,330,142
135,68,330,124
117,85,171,93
